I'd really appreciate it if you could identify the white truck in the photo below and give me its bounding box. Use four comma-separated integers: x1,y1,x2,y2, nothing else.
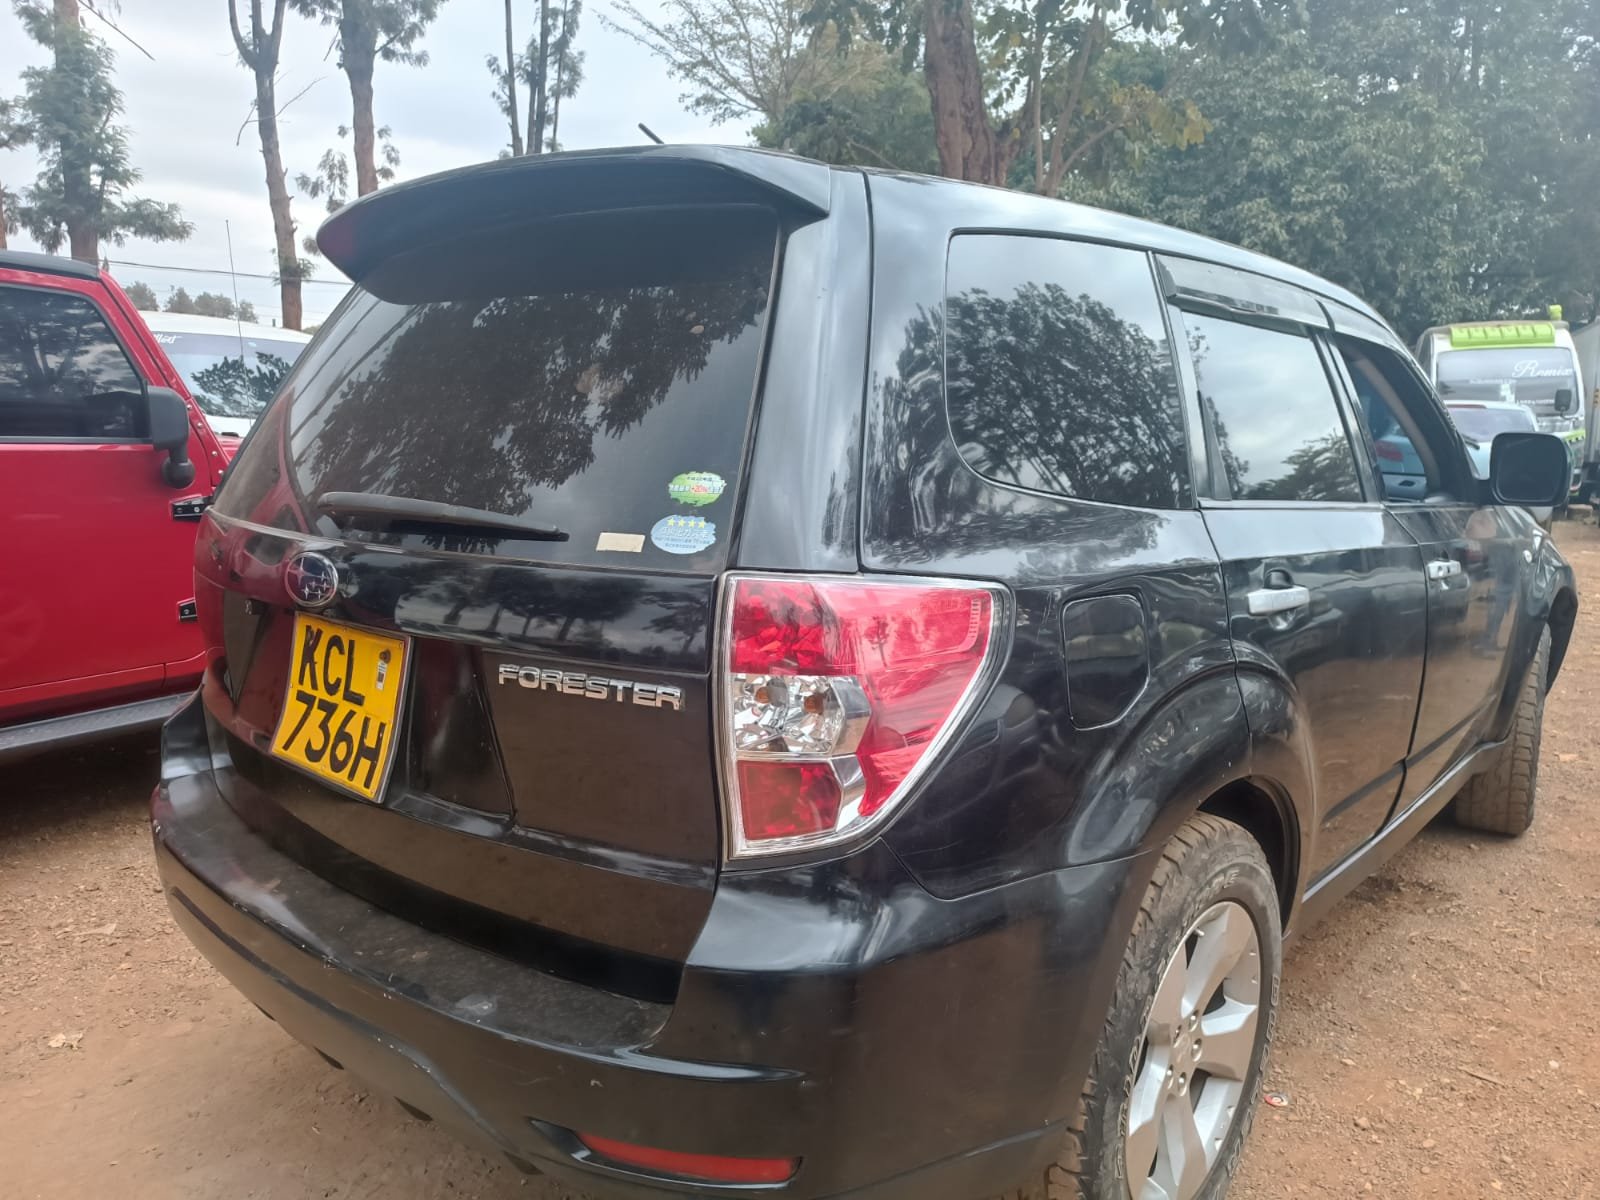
1415,317,1583,502
1575,320,1600,505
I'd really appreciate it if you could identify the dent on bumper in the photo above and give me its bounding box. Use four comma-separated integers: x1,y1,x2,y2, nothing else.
153,709,1141,1199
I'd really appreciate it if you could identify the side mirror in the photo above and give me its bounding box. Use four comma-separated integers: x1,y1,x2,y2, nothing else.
1554,387,1576,415
146,387,196,489
1489,431,1569,508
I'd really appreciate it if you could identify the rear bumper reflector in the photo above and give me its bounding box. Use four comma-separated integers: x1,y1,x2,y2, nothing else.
577,1133,798,1185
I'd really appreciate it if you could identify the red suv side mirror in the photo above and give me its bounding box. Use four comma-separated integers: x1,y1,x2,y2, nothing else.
147,386,196,489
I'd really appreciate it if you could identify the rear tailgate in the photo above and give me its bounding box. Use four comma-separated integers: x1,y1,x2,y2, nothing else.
193,154,828,1001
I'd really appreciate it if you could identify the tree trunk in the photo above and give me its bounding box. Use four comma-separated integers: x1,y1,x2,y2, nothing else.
923,0,1004,184
256,71,302,330
1028,20,1045,193
231,0,302,329
347,63,379,194
339,10,380,195
0,184,9,250
532,0,551,154
53,0,100,262
531,54,544,156
503,0,523,155
550,7,565,151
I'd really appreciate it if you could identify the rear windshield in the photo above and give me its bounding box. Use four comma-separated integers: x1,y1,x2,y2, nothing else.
214,206,778,570
152,330,307,420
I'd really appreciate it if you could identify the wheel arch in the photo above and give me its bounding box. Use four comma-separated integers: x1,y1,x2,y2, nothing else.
1548,585,1577,687
1197,777,1301,929
1119,665,1314,932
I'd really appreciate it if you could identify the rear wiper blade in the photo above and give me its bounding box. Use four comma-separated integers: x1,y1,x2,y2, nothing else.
315,491,570,541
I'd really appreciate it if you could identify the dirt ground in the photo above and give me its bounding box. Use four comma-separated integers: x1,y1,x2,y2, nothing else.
4,528,1600,1200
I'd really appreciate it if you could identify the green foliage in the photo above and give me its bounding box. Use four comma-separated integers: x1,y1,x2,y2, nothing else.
164,287,258,323
1,95,32,230
605,0,862,126
528,0,585,151
806,0,1292,186
295,126,398,252
1073,0,1600,337
488,0,585,155
188,291,251,320
754,43,938,170
122,279,158,309
287,0,444,67
0,95,30,153
9,2,191,259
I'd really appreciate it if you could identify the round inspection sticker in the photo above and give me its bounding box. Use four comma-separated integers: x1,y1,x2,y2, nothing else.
651,514,717,555
667,471,726,507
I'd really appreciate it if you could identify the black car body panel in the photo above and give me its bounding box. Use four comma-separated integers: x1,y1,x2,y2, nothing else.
153,148,1577,1200
156,692,1144,1197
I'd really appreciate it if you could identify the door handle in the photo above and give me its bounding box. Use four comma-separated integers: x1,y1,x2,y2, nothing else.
1426,559,1463,581
1246,585,1311,616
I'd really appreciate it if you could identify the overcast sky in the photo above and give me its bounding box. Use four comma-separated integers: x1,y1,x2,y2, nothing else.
0,0,749,325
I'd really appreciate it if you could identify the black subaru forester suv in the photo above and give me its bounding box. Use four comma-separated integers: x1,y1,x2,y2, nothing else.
153,146,1576,1200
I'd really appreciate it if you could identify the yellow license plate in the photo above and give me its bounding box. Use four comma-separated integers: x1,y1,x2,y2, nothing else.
270,614,408,801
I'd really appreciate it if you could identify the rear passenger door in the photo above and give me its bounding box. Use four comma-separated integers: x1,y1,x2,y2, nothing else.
1326,310,1529,806
1165,260,1430,882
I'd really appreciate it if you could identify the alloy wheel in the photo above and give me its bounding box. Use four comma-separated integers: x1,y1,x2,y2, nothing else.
1124,900,1262,1200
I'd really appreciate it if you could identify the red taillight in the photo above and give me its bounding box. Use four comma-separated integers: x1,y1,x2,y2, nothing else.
577,1133,798,1184
734,760,842,838
1373,440,1404,462
719,574,1001,859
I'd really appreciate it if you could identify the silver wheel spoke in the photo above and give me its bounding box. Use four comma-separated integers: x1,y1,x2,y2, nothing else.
1126,900,1265,1200
1148,948,1186,1039
1125,1062,1166,1185
1196,1001,1257,1082
1183,903,1253,1015
1155,1095,1210,1198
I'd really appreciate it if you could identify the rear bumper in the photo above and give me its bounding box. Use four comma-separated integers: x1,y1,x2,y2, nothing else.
153,698,1144,1200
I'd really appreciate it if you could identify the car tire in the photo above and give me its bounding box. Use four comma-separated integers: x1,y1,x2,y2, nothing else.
1008,815,1282,1200
1453,625,1550,837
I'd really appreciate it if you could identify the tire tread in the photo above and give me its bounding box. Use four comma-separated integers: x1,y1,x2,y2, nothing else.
995,814,1258,1200
1454,626,1549,836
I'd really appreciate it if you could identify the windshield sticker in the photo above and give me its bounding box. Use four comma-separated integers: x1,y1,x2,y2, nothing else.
651,514,717,555
595,531,646,553
667,471,726,507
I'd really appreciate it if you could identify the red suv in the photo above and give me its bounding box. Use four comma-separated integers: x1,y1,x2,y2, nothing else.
0,249,228,762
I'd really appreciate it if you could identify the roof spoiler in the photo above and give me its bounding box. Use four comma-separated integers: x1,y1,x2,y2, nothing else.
316,145,833,283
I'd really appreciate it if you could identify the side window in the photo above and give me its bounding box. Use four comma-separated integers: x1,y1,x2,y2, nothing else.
1183,312,1363,503
0,285,146,440
944,235,1191,509
1336,337,1450,502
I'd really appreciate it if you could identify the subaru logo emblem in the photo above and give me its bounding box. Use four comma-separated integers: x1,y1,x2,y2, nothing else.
284,551,340,609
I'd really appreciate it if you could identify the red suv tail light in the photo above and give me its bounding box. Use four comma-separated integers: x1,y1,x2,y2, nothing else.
717,574,1004,860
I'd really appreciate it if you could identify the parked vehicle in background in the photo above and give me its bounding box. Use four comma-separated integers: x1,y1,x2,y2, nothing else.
0,250,229,763
152,147,1576,1200
1446,400,1539,475
139,311,311,438
1444,400,1550,526
1416,318,1583,499
1572,320,1600,505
